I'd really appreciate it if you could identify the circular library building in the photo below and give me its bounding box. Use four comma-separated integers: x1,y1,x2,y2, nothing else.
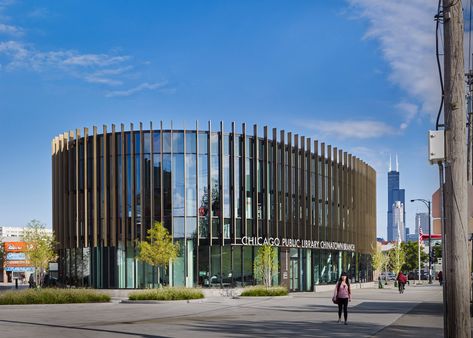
52,121,376,290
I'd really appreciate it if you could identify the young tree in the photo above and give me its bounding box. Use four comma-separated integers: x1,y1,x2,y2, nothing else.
401,241,428,272
253,244,278,288
381,251,390,285
22,219,57,286
389,243,406,275
136,222,179,288
371,244,384,274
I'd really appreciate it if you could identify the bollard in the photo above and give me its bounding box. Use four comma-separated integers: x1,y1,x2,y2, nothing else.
15,278,18,289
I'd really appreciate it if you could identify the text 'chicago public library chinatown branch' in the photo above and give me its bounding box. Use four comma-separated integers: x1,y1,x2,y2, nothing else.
52,121,376,290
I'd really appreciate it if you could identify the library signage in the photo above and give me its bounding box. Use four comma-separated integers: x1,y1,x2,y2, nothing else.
239,236,356,252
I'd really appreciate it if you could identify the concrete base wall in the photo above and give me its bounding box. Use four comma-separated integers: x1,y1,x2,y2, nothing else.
98,282,376,299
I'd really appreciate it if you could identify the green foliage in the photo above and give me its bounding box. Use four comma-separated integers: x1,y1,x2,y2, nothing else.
253,244,278,288
389,243,406,274
240,286,289,297
128,288,204,301
0,289,110,305
371,245,385,273
136,222,179,287
401,241,428,272
22,220,57,286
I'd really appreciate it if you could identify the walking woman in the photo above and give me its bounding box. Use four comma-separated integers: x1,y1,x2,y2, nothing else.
333,271,351,324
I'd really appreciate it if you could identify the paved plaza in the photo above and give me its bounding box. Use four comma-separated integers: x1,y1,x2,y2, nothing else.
0,284,455,337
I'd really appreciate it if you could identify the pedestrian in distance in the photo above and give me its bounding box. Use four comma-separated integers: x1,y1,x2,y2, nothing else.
332,271,351,325
438,271,443,285
28,274,36,289
396,271,407,294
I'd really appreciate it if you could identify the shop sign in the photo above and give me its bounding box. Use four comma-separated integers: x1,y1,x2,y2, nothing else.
6,253,26,261
5,267,34,272
239,236,356,252
4,242,26,252
5,260,30,267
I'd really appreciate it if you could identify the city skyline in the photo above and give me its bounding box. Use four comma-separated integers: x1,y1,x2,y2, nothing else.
0,1,440,238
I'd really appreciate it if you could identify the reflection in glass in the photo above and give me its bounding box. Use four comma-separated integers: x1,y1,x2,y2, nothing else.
246,159,252,219
186,132,196,153
173,217,185,239
172,154,185,217
185,154,197,216
153,131,160,153
163,132,171,153
211,156,220,217
210,133,218,155
163,155,172,221
186,217,197,238
144,132,151,153
153,156,161,220
198,133,207,155
172,132,184,153
234,156,241,218
134,132,141,154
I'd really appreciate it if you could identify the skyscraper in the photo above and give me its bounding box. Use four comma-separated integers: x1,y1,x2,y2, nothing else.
393,201,405,242
415,212,429,236
387,155,406,241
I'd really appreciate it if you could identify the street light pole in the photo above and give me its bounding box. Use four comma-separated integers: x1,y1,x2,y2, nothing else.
411,198,433,284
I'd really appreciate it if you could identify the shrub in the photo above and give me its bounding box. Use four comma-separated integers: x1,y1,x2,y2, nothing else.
0,289,111,305
128,287,204,301
240,285,289,297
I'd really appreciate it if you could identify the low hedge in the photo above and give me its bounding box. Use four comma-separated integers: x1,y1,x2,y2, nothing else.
240,286,289,297
128,287,204,301
0,288,111,305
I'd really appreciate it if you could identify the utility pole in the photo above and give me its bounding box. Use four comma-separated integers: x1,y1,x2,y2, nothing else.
443,0,470,337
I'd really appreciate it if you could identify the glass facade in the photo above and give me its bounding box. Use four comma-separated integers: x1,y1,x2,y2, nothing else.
52,123,376,289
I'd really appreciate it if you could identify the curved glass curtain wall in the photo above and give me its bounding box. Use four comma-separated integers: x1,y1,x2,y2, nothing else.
52,125,376,289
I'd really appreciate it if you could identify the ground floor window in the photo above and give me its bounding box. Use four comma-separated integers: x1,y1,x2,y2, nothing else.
57,245,372,289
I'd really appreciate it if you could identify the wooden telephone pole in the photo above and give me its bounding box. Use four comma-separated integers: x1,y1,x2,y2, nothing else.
443,0,471,337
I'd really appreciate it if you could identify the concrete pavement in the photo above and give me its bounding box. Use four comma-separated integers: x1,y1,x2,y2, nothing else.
0,284,459,337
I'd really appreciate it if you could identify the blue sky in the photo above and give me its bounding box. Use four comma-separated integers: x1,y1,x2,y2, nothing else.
0,0,440,238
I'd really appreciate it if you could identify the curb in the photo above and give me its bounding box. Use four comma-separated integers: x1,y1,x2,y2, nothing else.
120,298,208,304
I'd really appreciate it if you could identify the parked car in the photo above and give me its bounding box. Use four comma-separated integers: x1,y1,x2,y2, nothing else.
380,272,396,281
408,271,428,280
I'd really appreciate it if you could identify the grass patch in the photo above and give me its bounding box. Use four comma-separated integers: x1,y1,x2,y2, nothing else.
240,286,289,297
128,288,204,301
0,288,111,305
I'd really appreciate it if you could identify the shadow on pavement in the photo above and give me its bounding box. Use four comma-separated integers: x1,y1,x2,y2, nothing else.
0,319,168,338
184,319,384,338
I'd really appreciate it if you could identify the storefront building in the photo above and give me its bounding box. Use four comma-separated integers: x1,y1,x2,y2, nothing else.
52,122,376,290
1,241,34,283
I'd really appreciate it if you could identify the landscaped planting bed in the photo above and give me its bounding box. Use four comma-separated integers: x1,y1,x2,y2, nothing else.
240,286,289,297
128,288,205,301
0,288,111,305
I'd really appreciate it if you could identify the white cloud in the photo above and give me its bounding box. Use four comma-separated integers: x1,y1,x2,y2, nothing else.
105,82,169,98
0,23,22,35
302,119,397,139
62,54,129,67
0,40,136,86
0,4,164,93
347,0,440,120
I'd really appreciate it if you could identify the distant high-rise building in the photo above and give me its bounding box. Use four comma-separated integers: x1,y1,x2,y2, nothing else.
393,201,405,242
387,154,405,241
415,212,429,236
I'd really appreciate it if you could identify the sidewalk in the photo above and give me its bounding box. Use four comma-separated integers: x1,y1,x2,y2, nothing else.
0,283,468,337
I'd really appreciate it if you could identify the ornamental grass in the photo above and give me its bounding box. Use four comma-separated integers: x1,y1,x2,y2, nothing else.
128,287,204,301
0,288,111,305
240,286,289,297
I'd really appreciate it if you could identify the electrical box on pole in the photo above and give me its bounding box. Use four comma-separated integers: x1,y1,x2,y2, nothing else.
428,130,445,164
